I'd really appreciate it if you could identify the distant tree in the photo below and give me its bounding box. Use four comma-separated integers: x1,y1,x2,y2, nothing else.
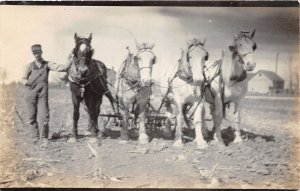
0,66,7,86
295,71,299,96
289,57,292,95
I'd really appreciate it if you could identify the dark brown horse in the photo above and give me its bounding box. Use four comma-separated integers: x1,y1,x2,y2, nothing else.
67,33,115,144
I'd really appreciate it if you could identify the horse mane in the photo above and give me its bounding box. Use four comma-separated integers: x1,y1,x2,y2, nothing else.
221,50,235,84
119,53,140,85
222,49,245,84
136,42,155,51
177,49,192,80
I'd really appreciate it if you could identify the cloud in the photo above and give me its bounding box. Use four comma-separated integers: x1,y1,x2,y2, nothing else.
1,6,298,86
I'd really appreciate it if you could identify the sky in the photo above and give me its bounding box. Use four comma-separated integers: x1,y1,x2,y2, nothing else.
0,6,298,88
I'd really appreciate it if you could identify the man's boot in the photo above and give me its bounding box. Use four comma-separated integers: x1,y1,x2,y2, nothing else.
29,123,39,144
41,123,49,143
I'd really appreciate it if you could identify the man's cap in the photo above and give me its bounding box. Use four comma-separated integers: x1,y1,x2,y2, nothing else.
31,44,42,53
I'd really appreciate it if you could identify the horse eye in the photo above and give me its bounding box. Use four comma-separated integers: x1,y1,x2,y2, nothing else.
205,53,209,61
253,43,257,51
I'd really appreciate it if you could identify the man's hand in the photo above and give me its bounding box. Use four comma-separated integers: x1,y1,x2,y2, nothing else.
20,79,28,86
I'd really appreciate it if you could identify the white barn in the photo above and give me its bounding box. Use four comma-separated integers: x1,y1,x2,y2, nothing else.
247,70,285,94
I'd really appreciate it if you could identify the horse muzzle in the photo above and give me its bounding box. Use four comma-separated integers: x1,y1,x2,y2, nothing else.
140,79,153,87
245,62,256,71
192,76,205,86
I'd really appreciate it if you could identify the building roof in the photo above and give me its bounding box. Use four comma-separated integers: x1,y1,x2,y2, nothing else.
246,72,256,81
256,70,284,82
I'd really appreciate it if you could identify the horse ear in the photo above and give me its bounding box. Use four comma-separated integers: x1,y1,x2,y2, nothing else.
251,29,256,38
186,40,192,47
149,43,155,50
91,49,94,57
202,38,206,45
74,33,78,42
229,45,237,52
88,33,92,43
233,33,238,41
135,41,142,50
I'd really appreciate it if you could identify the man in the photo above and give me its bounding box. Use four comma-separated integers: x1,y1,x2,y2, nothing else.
21,44,72,144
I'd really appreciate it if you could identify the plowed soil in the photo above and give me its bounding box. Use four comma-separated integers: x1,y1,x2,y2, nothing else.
0,86,299,189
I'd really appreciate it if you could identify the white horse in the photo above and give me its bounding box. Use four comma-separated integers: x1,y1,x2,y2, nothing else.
203,29,257,146
164,38,209,148
116,43,157,144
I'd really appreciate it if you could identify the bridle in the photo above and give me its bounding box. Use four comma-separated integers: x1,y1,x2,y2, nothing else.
69,39,107,98
134,48,156,72
233,35,256,71
178,44,208,86
120,48,156,92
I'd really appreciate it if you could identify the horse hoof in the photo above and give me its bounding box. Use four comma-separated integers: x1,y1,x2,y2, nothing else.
138,138,148,145
67,137,77,143
84,131,92,136
162,128,173,138
195,141,209,149
119,140,128,144
233,136,243,143
173,139,183,148
138,134,149,145
88,137,99,144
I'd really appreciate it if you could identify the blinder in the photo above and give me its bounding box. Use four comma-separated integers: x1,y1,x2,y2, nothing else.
253,43,257,51
186,53,190,63
205,52,209,61
133,56,139,65
152,56,157,65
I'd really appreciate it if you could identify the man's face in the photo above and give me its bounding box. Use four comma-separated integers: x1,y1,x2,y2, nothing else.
33,51,43,62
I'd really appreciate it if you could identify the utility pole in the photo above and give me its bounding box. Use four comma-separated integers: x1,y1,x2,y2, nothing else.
275,52,279,74
0,66,7,87
289,56,292,95
274,53,279,95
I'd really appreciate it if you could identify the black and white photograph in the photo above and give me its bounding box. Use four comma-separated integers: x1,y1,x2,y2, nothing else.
0,3,299,189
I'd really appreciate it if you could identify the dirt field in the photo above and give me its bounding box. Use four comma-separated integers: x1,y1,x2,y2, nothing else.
0,86,299,189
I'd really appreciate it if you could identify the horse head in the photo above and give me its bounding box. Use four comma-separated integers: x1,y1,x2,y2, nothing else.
229,29,257,72
134,42,157,86
72,33,94,82
180,37,208,85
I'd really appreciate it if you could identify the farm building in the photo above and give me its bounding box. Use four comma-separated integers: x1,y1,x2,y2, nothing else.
247,70,285,94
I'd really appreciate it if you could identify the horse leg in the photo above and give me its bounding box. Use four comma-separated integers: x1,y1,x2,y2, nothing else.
84,103,92,136
173,100,184,147
211,94,224,144
233,101,243,143
86,95,102,144
119,103,130,144
194,102,208,149
138,106,149,144
163,97,176,138
68,94,80,143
